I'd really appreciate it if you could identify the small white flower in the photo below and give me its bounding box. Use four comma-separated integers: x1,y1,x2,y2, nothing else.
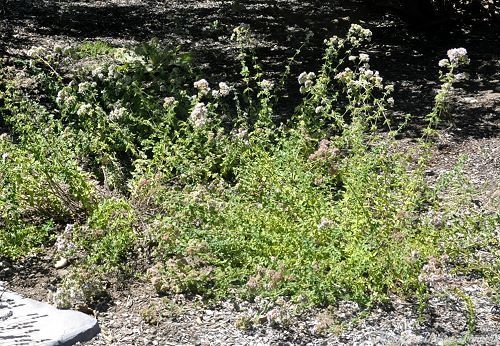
325,35,341,46
446,48,469,65
163,96,176,108
317,218,333,230
387,97,394,106
298,72,316,91
359,53,370,63
218,82,231,97
438,59,449,68
109,106,127,121
2,152,9,162
298,72,308,85
56,88,69,105
347,24,372,44
235,128,248,142
335,67,352,81
76,103,93,117
91,66,103,78
194,79,210,96
315,106,324,114
77,82,94,95
441,82,452,91
189,102,209,128
384,84,394,93
348,55,357,61
65,95,77,108
373,75,383,88
260,79,274,91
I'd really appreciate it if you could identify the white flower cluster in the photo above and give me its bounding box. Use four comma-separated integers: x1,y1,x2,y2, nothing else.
438,58,449,68
211,82,231,98
77,81,96,95
347,24,372,46
190,102,209,128
447,47,470,65
56,87,77,108
219,82,231,96
90,65,104,80
90,64,120,81
438,48,470,69
440,81,454,94
232,128,248,144
335,67,354,82
298,71,316,93
349,53,370,63
324,35,343,48
259,79,274,92
115,48,146,65
358,53,370,63
76,103,94,117
109,106,127,121
335,65,384,91
163,96,176,108
194,78,210,96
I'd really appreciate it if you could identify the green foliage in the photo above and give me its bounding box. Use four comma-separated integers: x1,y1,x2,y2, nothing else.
0,220,54,259
80,198,136,270
0,91,96,222
0,26,497,311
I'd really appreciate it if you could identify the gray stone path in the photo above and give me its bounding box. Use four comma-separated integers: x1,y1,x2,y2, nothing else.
0,283,99,345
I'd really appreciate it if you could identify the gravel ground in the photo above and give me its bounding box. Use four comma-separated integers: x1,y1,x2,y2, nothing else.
1,0,499,344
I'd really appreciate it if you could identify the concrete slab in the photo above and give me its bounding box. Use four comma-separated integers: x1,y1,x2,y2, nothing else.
0,284,99,345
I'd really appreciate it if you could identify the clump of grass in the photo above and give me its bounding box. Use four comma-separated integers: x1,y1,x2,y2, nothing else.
0,27,497,310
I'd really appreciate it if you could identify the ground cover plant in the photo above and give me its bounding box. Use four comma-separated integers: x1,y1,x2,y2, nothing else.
0,23,498,318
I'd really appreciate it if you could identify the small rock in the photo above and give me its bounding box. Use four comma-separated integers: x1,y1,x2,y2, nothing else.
54,257,69,269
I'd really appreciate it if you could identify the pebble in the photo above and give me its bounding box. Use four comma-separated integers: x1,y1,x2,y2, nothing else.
54,257,69,269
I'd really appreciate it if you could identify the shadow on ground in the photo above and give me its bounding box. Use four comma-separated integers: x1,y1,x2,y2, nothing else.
1,0,499,139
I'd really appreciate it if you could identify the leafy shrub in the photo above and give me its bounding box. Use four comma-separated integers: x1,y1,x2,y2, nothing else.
79,198,137,270
0,26,497,310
